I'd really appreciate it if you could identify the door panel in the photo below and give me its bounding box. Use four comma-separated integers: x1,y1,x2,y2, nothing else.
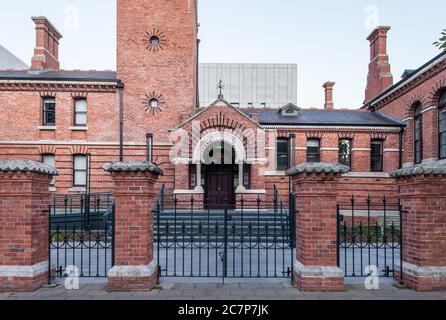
205,165,235,209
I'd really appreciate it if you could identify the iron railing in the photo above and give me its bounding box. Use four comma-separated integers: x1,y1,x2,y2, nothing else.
155,186,294,281
48,193,115,283
337,195,402,279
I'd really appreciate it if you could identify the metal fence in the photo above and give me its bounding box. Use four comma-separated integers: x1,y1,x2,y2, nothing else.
48,193,115,283
337,196,402,279
155,186,295,281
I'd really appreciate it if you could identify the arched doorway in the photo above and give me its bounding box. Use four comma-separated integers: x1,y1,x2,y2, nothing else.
193,132,248,209
203,141,236,209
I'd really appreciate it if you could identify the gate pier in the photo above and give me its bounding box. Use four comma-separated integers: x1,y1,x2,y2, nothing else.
104,161,163,292
287,163,349,292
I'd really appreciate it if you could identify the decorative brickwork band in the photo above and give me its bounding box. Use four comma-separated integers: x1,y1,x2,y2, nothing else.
104,161,163,292
287,163,349,292
391,162,446,291
0,160,58,292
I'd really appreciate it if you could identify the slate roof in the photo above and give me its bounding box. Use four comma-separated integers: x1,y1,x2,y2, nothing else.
0,45,28,70
0,70,118,82
241,108,405,127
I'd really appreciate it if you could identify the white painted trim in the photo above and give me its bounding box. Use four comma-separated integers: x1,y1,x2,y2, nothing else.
236,189,267,195
245,158,268,164
174,189,204,195
69,187,86,193
295,147,307,151
172,158,192,165
69,127,88,131
38,126,56,131
108,261,157,278
0,261,48,277
264,171,286,176
320,148,339,151
293,260,344,278
0,140,173,147
352,148,371,152
403,117,413,123
384,149,400,153
263,125,401,132
49,187,56,192
342,172,390,178
421,106,438,114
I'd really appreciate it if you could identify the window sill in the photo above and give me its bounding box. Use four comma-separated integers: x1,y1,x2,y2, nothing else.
49,187,56,192
69,187,86,193
70,126,88,131
38,126,56,131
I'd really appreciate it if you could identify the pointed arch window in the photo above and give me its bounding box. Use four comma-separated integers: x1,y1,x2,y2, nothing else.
414,103,423,164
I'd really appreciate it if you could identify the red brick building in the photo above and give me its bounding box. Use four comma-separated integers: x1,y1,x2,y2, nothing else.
0,0,444,209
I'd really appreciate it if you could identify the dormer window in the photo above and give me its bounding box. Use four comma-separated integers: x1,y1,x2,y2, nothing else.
279,103,300,116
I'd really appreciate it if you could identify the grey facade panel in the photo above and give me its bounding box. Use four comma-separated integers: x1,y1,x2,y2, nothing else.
199,63,297,108
0,45,28,70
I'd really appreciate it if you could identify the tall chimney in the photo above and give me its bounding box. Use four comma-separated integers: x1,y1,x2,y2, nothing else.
364,26,393,103
323,81,335,110
31,17,63,71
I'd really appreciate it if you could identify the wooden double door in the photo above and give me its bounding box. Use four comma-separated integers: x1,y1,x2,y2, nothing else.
205,164,235,209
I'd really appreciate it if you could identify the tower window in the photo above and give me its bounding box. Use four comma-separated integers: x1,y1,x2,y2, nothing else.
73,155,87,187
150,36,160,46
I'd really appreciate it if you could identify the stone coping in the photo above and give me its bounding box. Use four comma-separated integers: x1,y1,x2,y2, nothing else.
286,163,350,176
103,161,164,176
390,162,446,178
0,160,59,176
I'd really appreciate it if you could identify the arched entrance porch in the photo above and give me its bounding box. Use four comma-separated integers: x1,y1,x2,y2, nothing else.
192,132,248,209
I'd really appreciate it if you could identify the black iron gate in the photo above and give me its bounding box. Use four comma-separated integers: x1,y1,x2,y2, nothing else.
48,193,115,282
155,186,295,281
337,196,402,280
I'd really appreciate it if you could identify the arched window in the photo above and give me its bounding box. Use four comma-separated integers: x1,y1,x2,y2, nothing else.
414,103,423,164
439,91,446,159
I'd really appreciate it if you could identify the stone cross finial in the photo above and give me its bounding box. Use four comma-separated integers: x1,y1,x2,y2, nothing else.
217,80,225,98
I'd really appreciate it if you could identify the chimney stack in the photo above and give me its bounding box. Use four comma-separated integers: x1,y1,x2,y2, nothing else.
364,26,393,103
31,17,63,71
323,81,335,110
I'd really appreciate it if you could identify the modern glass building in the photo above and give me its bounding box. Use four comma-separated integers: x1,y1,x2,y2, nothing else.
199,63,297,108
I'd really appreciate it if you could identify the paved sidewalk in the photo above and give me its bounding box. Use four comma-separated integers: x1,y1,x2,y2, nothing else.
1,283,446,300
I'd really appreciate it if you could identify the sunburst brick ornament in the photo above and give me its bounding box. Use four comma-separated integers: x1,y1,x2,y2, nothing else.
142,92,165,115
143,29,166,52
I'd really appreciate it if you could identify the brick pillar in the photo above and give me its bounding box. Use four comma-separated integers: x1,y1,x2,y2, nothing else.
0,160,58,292
287,163,349,292
104,161,163,292
391,163,446,291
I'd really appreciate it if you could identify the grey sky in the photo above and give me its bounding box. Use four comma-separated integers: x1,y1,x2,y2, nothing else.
0,0,444,108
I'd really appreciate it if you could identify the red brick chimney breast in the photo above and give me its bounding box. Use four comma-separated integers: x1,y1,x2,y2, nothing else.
31,16,63,71
323,81,336,110
364,26,393,104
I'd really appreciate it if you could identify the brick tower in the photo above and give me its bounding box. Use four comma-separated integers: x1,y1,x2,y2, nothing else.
117,0,198,143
